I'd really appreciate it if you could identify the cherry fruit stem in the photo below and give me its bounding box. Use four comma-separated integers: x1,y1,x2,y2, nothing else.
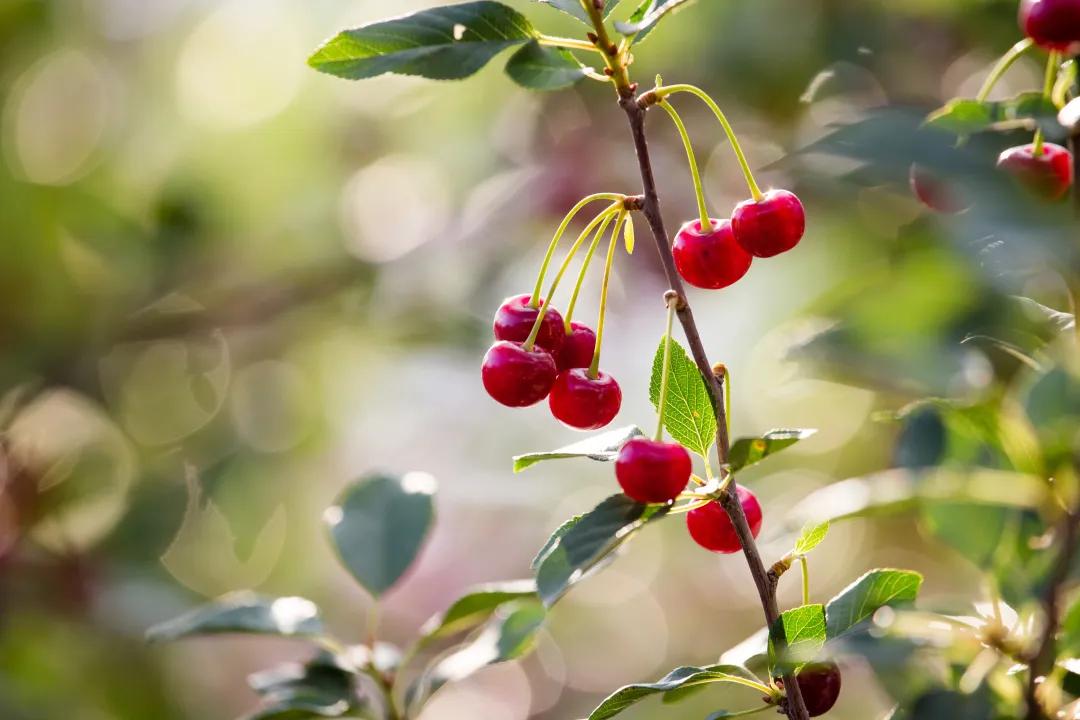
976,38,1035,103
658,99,711,229
589,210,626,378
1034,51,1060,156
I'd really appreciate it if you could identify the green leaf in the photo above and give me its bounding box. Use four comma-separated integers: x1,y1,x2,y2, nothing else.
793,520,830,555
325,472,436,598
513,425,644,472
535,0,621,23
825,569,923,639
417,580,538,645
926,93,1060,137
505,40,587,90
728,429,816,473
768,604,826,673
308,2,535,81
533,494,669,607
146,593,324,642
243,702,353,720
587,665,763,720
615,0,697,43
649,336,717,459
1060,597,1080,657
246,654,360,720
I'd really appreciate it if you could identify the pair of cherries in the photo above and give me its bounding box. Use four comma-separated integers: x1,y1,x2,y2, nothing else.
482,295,621,430
613,436,764,553
672,189,806,291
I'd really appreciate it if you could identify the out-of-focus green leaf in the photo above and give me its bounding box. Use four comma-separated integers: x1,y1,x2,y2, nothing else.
146,593,324,642
728,429,816,473
586,664,764,719
768,604,826,673
325,472,436,598
535,0,621,23
926,94,1060,137
308,2,535,81
505,41,588,90
416,580,538,646
245,654,360,720
825,569,922,639
533,494,668,607
513,425,644,472
1019,362,1080,471
1058,596,1080,657
649,336,716,459
616,0,697,43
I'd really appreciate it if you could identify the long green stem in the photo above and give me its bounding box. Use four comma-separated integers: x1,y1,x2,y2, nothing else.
589,210,626,378
798,556,810,607
524,204,620,350
1034,51,1061,156
537,33,603,53
564,208,613,329
976,38,1036,102
658,100,710,229
654,84,764,202
655,295,678,441
530,193,626,308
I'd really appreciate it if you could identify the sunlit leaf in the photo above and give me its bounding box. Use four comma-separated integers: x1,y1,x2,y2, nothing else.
825,569,923,639
728,429,816,473
146,593,324,642
793,520,830,555
769,604,826,673
417,580,538,646
649,336,716,459
615,0,697,43
513,425,644,472
505,41,588,90
587,664,764,719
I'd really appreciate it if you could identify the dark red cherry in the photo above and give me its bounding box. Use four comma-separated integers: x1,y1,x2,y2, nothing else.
1020,0,1080,52
996,143,1073,201
672,219,753,290
731,189,806,258
909,164,966,214
615,438,692,504
493,294,565,353
795,662,842,717
549,368,621,430
557,322,597,371
481,341,556,407
686,486,762,553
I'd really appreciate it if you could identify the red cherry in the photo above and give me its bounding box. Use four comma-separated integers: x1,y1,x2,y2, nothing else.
909,164,966,214
731,189,806,258
672,219,753,290
481,341,557,407
686,486,762,553
556,322,597,371
615,438,692,504
1020,0,1080,52
795,662,842,717
493,294,565,354
996,143,1073,201
549,368,622,430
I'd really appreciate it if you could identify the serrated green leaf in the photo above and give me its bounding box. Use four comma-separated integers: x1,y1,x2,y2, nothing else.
615,0,697,43
146,593,324,642
534,494,668,607
505,40,588,90
587,664,764,720
768,604,826,673
825,569,923,639
416,580,538,646
793,520,830,555
535,0,621,23
308,2,535,81
728,429,816,473
649,336,717,459
513,425,644,472
325,472,436,598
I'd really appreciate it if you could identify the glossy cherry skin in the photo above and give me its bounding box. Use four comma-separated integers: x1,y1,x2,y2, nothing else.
615,438,692,504
672,219,753,290
493,294,565,354
481,341,557,408
997,143,1074,201
557,322,597,371
1020,0,1080,52
909,164,966,214
796,662,842,717
731,189,806,258
549,368,621,430
686,486,762,553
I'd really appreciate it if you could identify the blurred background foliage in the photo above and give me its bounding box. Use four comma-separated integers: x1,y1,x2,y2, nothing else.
0,0,1074,718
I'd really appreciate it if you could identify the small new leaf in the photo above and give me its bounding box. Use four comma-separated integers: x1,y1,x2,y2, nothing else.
649,336,717,459
146,593,324,642
308,2,535,81
728,429,816,473
513,425,644,472
793,520,830,555
587,664,764,720
505,41,588,91
615,0,697,44
825,569,923,639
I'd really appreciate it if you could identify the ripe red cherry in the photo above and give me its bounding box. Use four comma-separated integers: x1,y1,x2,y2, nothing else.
493,294,565,354
481,341,556,407
556,322,596,371
996,143,1073,201
1020,0,1080,52
686,486,762,553
795,662,842,717
548,368,621,430
672,219,753,290
615,438,692,504
909,164,966,214
731,189,806,258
